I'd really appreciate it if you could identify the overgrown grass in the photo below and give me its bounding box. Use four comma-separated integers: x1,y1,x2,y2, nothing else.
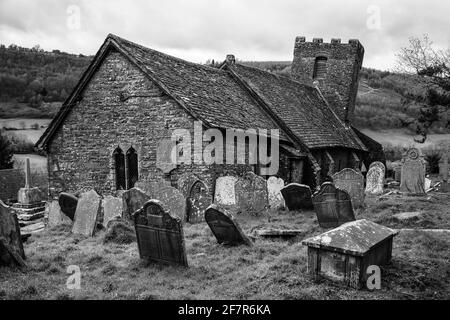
1,195,449,300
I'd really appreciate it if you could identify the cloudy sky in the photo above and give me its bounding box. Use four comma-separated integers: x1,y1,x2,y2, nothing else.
1,0,449,70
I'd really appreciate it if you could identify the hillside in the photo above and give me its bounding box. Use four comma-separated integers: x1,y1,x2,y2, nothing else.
0,44,92,118
0,45,448,134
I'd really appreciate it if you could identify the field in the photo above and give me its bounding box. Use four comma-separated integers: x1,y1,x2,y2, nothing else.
360,129,450,149
1,191,449,300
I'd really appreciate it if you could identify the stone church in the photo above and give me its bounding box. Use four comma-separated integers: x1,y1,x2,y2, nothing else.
36,34,383,198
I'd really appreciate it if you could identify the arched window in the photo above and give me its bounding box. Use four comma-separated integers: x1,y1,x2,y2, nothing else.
113,147,126,190
313,56,328,79
126,147,138,189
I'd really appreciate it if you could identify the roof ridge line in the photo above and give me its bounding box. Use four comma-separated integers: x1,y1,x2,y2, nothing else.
107,33,225,74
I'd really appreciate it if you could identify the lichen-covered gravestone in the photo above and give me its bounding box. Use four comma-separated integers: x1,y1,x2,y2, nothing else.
102,195,123,228
0,200,26,267
332,168,365,208
205,204,252,246
234,172,268,215
312,182,355,228
72,190,101,237
365,162,385,196
47,200,72,227
302,219,398,289
186,180,212,223
400,148,426,195
267,176,285,209
134,176,171,197
122,187,151,220
280,183,313,211
214,176,238,207
153,186,187,222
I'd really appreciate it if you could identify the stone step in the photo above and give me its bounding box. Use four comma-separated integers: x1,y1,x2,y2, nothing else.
12,201,46,209
19,218,45,227
18,212,45,221
13,206,46,215
21,222,45,234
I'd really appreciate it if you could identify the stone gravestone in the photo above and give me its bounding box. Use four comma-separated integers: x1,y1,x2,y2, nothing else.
394,165,402,183
47,200,72,227
152,186,187,222
312,182,355,228
234,172,269,215
205,204,252,246
332,168,365,208
0,200,26,267
365,162,385,196
214,176,238,207
267,176,285,209
177,173,201,198
102,195,123,228
439,151,449,181
186,180,212,223
72,190,101,237
134,176,171,197
280,183,313,211
133,200,188,267
400,148,426,195
58,193,78,221
122,187,151,220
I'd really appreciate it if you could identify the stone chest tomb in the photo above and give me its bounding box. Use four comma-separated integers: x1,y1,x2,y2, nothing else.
302,219,398,289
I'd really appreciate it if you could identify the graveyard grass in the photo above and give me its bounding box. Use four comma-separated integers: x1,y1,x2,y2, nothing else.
1,194,449,300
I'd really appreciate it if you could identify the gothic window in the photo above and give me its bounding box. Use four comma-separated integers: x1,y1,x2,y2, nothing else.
313,56,328,79
113,147,126,190
126,147,138,189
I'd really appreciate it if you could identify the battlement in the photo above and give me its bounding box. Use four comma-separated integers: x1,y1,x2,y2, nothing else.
295,36,361,46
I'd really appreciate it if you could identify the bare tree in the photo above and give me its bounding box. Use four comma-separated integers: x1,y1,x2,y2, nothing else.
395,35,450,142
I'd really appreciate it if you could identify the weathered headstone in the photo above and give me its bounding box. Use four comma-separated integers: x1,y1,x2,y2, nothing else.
438,151,449,181
365,162,385,196
214,176,238,206
332,168,365,208
102,195,123,228
58,193,78,221
312,182,355,228
177,173,201,198
152,186,186,222
400,148,426,195
205,204,252,246
133,200,188,267
0,200,26,267
267,176,285,209
425,178,432,191
280,183,313,211
122,187,151,220
47,201,71,227
186,180,212,223
393,211,422,222
394,166,402,183
302,219,398,289
235,172,268,215
72,190,101,237
134,176,172,196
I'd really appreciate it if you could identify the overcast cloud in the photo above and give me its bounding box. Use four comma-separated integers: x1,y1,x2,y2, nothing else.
0,0,449,70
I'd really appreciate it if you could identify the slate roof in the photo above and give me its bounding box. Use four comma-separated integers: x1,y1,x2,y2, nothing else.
228,63,367,150
37,34,367,153
302,219,398,256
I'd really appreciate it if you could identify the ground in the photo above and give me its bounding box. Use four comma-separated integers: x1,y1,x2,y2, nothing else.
1,190,449,300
